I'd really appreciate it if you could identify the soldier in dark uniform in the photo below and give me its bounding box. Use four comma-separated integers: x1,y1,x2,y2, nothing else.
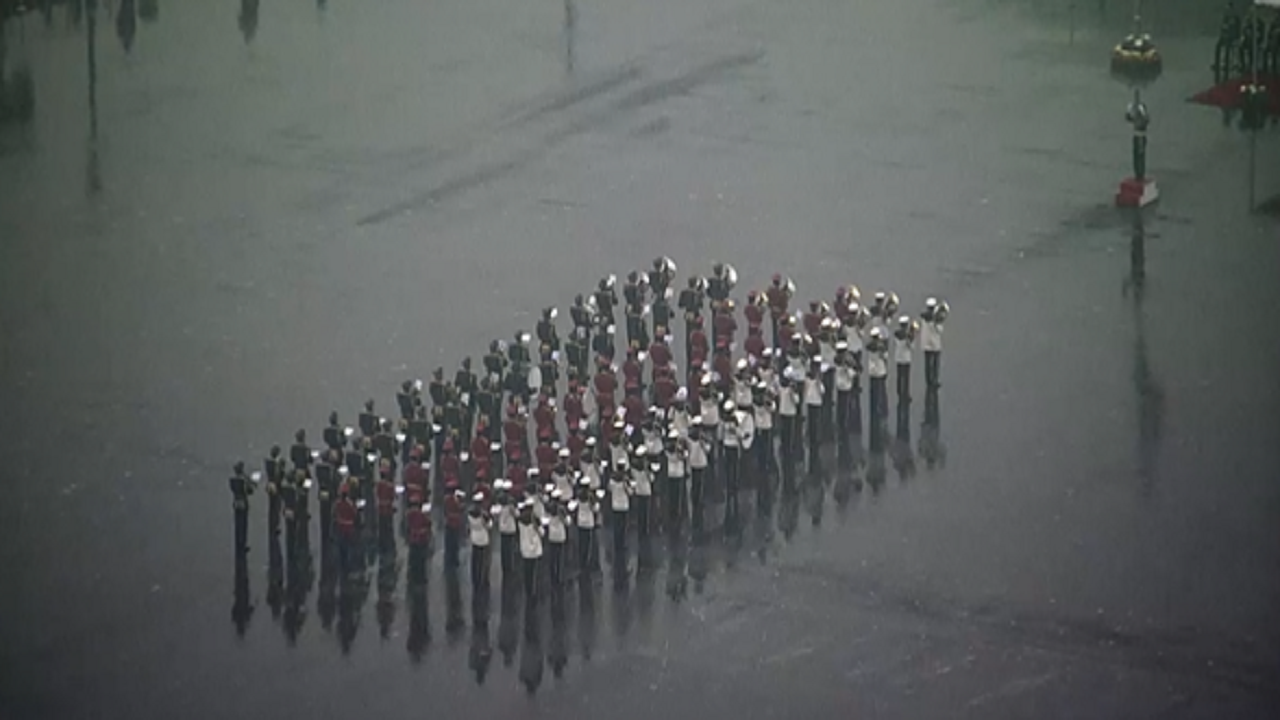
537,307,561,352
707,262,736,313
456,358,478,447
290,429,312,477
623,270,643,312
652,288,673,343
1126,94,1150,182
593,276,619,329
373,419,398,475
229,461,254,555
359,399,379,439
264,445,285,538
570,294,595,349
1216,3,1243,80
592,322,616,364
539,344,560,399
649,256,676,298
565,326,589,384
484,340,509,396
625,300,647,353
679,275,706,354
476,377,499,449
315,449,339,545
508,331,533,405
279,469,300,566
324,411,344,453
344,435,367,492
442,383,464,450
397,380,417,421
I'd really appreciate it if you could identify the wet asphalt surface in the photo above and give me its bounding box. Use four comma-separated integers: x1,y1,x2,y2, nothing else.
1,0,1279,718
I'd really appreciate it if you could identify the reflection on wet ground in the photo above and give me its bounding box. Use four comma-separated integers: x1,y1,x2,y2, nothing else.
229,400,944,694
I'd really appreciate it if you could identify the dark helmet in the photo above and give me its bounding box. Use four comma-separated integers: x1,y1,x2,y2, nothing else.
233,461,245,474
328,411,339,425
364,399,375,411
270,445,281,457
401,380,412,392
461,357,472,370
295,429,306,442
574,293,584,306
598,278,609,291
687,276,698,288
432,367,444,380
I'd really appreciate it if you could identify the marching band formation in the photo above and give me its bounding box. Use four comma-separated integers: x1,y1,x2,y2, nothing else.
228,258,950,635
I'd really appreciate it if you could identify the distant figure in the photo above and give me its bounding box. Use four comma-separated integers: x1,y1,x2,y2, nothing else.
116,0,136,53
239,0,259,44
1126,94,1150,181
919,298,948,389
229,461,254,555
1215,2,1242,81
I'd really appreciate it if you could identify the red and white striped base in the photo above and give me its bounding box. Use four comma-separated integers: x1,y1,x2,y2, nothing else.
1115,177,1159,207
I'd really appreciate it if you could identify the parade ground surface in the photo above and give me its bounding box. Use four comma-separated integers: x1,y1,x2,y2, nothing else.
1,0,1278,718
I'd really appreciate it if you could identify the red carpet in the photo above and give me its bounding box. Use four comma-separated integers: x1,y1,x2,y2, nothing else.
1188,74,1280,115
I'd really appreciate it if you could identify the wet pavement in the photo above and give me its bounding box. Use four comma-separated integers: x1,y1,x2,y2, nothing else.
1,0,1279,718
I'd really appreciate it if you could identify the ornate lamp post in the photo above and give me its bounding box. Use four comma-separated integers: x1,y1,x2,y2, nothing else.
1110,2,1162,207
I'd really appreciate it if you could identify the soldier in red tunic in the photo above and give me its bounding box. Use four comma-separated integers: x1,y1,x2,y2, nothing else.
503,403,526,462
622,347,644,395
563,380,584,435
470,429,492,486
593,361,617,428
333,489,360,577
443,483,466,568
802,300,823,338
566,424,586,465
744,325,766,364
712,342,734,395
375,470,398,554
744,291,766,335
766,273,793,348
688,316,709,372
652,371,677,409
439,438,460,488
406,500,432,584
713,299,738,351
535,437,557,480
534,395,557,444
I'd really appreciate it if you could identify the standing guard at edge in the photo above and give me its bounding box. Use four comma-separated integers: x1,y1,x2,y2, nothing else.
919,297,948,389
230,461,254,555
